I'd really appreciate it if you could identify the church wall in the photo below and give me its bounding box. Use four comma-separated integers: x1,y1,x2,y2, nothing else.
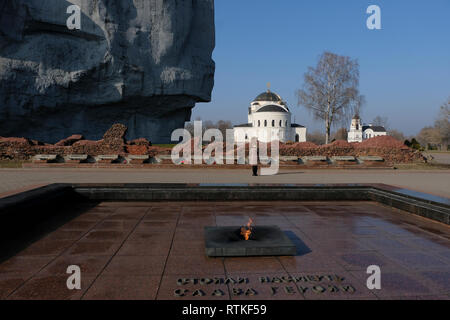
234,126,305,143
293,127,307,142
252,112,290,130
348,130,363,143
363,129,386,139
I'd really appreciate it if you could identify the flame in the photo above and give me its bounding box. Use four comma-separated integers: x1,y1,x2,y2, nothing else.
240,218,253,241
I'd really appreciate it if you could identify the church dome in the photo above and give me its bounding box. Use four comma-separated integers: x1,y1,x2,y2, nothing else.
254,91,282,102
256,105,288,113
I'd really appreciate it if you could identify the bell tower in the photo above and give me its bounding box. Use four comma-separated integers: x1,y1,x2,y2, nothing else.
348,114,363,143
351,115,361,131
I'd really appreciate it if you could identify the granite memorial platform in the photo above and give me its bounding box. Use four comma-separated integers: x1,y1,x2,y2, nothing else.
0,184,449,300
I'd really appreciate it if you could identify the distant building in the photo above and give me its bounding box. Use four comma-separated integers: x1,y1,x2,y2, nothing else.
347,115,387,143
233,89,307,143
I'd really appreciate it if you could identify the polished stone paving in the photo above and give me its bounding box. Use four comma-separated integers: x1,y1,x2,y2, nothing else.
0,201,449,300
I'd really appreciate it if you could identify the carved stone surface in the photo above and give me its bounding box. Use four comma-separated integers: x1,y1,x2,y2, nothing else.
0,0,215,143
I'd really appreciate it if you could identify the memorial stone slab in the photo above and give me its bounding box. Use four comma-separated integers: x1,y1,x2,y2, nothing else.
302,156,329,166
33,154,61,163
204,226,296,257
128,155,150,164
332,156,356,161
35,154,57,161
359,156,385,162
280,156,300,162
68,154,89,161
303,156,328,162
97,155,119,163
155,155,173,163
65,154,89,164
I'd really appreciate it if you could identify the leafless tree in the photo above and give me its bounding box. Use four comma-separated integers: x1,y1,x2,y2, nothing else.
414,98,449,150
297,51,364,144
372,116,389,130
306,130,326,145
215,120,233,138
184,118,233,141
435,98,449,150
417,126,442,150
387,129,405,142
332,127,348,141
184,121,195,136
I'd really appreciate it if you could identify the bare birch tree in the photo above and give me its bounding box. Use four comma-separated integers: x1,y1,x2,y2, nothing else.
372,116,389,130
297,52,364,144
435,98,449,150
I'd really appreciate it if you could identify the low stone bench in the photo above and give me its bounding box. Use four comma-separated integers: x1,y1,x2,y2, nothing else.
66,154,89,163
33,154,63,163
304,156,328,161
172,157,190,165
332,156,356,161
259,156,275,165
96,155,119,163
148,157,161,164
332,156,357,165
127,155,149,164
68,154,88,161
358,156,386,166
359,156,384,162
302,156,329,166
34,154,57,161
155,155,173,163
280,156,300,162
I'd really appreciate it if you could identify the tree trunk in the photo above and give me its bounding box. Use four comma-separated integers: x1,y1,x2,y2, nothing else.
325,118,331,145
325,102,332,145
326,125,331,145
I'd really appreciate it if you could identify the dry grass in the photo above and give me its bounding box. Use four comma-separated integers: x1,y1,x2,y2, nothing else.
0,160,29,168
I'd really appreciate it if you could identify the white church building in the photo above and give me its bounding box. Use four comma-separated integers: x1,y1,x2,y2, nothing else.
233,90,307,143
347,114,387,143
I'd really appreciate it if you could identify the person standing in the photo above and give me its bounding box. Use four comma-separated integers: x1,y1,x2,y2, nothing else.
250,137,258,176
252,163,258,176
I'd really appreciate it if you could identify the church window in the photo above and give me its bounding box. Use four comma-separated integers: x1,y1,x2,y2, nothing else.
258,120,260,127
272,120,275,127
279,120,282,127
285,120,288,127
264,120,267,127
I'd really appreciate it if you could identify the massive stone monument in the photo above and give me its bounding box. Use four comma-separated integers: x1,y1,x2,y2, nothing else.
0,0,215,143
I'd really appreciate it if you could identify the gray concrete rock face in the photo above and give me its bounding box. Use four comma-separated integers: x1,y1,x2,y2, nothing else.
0,0,215,143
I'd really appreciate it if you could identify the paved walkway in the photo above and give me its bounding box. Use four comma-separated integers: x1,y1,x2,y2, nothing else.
1,168,449,198
426,152,450,165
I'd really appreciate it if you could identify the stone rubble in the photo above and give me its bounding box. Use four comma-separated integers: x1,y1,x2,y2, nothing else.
0,125,425,164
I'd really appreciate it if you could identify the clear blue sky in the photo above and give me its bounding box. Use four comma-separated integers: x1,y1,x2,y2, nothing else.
192,0,450,136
